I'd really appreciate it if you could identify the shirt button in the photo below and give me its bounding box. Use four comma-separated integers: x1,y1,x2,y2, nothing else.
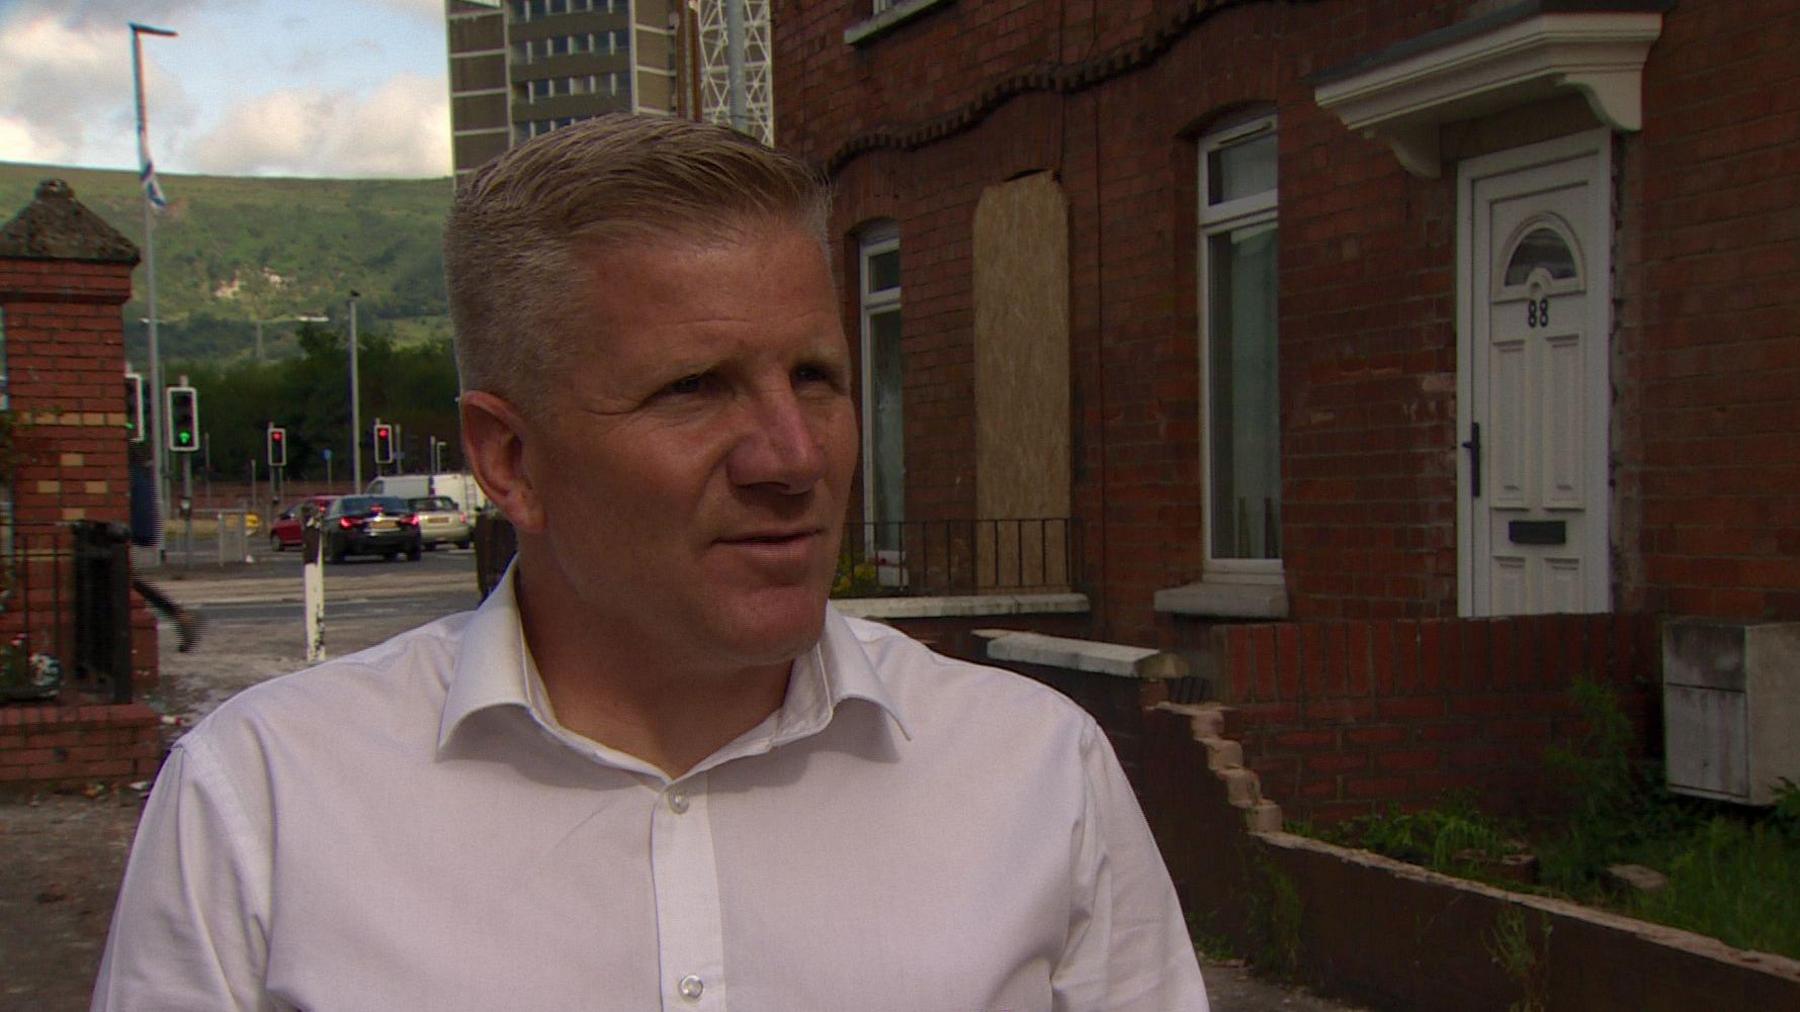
667,788,689,814
677,974,704,1000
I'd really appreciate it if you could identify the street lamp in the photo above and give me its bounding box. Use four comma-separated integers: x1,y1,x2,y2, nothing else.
252,312,328,361
348,291,362,491
131,21,178,550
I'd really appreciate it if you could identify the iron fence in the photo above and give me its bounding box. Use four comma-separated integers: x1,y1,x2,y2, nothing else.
470,514,1085,600
838,518,1083,597
0,522,133,704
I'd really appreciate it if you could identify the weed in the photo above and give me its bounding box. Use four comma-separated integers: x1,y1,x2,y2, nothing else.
1247,859,1303,979
1321,795,1517,873
1624,813,1800,958
1771,778,1800,842
1484,907,1552,1012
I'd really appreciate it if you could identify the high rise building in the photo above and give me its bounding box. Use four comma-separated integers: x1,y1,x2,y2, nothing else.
445,0,678,183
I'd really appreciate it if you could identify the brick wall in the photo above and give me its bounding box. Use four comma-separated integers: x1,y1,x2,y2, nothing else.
779,0,1800,636
1195,612,1660,823
1627,0,1800,620
779,0,1490,641
0,703,162,795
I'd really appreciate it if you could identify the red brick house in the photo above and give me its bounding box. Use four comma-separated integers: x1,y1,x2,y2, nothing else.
775,1,1796,818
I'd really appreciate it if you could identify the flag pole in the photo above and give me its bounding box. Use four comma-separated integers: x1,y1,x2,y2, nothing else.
131,21,176,555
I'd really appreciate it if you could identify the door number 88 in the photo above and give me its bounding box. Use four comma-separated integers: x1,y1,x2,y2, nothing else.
1526,297,1550,328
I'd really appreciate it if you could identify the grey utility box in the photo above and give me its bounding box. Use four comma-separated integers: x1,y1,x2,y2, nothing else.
1662,619,1800,806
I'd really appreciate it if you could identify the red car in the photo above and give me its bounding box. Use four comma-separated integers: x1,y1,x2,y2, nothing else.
268,495,338,552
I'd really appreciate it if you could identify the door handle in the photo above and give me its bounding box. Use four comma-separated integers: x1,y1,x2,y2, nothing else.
1461,422,1481,499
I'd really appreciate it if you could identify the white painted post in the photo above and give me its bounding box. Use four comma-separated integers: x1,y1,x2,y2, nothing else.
303,512,326,662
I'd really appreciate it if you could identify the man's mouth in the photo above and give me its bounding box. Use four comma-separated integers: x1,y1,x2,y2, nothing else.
719,528,820,546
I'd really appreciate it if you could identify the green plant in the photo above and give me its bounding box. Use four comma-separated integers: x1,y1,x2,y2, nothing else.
830,552,882,598
1484,907,1552,1012
1536,678,1681,891
1625,813,1800,958
1324,795,1517,872
1247,859,1303,979
1771,778,1800,842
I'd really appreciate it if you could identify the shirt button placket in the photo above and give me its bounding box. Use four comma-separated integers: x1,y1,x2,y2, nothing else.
651,774,725,1009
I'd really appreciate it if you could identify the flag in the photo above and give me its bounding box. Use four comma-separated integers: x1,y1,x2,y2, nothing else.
130,23,177,210
138,156,168,209
135,111,167,208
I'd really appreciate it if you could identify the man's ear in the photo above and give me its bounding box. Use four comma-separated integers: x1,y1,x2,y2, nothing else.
460,390,547,534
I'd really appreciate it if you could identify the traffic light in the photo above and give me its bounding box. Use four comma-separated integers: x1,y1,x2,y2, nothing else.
373,422,395,465
433,439,448,472
267,426,287,468
166,385,199,452
124,372,145,443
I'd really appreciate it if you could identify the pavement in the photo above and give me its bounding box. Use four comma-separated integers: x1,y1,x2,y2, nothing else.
0,556,1367,1011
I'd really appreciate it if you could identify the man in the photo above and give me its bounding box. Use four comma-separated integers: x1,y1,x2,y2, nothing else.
95,115,1207,1010
127,440,202,651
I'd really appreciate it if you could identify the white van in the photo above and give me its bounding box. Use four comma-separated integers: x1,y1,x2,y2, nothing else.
364,472,490,513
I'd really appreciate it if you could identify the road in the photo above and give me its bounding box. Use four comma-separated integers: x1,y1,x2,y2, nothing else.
139,543,485,726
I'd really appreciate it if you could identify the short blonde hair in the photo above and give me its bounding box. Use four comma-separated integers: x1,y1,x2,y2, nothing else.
444,114,831,408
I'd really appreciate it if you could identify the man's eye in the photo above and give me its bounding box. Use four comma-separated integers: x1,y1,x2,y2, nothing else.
794,364,842,388
662,373,709,396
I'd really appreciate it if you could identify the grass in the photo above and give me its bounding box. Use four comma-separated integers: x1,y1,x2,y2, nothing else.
1300,682,1800,960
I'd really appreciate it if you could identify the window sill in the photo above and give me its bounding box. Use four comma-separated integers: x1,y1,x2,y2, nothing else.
833,591,1088,620
844,0,954,47
1153,580,1289,619
975,629,1189,681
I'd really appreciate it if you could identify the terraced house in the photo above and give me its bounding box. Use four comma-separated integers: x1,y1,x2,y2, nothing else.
776,0,1800,823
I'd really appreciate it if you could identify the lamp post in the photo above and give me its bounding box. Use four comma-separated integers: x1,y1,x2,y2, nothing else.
349,291,362,492
131,21,177,549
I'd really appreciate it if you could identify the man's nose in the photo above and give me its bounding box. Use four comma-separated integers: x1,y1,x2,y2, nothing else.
726,385,829,493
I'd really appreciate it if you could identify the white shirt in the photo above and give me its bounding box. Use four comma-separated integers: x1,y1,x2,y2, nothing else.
94,569,1207,1011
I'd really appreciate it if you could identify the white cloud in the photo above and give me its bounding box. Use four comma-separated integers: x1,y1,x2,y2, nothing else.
0,9,196,169
189,74,450,178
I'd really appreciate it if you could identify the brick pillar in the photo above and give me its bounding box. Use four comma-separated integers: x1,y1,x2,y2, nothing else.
0,179,157,685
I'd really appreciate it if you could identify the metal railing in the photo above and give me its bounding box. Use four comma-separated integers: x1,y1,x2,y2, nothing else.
469,514,1085,601
0,522,133,704
838,518,1082,597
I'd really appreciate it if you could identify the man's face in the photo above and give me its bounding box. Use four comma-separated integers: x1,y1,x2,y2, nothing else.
519,224,858,673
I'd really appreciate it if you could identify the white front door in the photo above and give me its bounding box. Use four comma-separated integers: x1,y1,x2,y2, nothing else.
1458,131,1612,616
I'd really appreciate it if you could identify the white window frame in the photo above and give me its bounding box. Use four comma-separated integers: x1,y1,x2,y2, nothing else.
1199,114,1282,582
858,224,906,585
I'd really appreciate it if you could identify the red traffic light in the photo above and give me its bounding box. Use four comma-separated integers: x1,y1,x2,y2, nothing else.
271,430,284,441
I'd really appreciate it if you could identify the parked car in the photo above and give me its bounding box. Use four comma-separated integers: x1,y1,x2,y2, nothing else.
268,495,338,552
408,495,472,550
324,495,422,563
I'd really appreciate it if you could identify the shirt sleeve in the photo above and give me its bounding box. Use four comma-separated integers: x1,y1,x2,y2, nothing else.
1052,720,1210,1011
91,740,277,1011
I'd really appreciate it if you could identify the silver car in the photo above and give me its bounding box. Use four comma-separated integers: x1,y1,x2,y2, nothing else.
408,495,472,550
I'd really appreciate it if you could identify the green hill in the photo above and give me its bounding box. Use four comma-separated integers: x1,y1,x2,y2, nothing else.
0,163,454,363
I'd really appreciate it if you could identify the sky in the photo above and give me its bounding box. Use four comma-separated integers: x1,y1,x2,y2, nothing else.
0,0,454,179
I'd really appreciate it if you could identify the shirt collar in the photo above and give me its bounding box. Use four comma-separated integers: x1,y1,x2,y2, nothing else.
438,562,911,755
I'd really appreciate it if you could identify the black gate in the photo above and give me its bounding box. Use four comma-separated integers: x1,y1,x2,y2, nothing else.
70,521,133,702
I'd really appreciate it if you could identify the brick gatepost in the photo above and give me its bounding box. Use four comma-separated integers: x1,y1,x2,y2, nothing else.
0,180,162,793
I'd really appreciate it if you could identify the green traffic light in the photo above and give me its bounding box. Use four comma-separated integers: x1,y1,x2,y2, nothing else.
178,432,192,444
